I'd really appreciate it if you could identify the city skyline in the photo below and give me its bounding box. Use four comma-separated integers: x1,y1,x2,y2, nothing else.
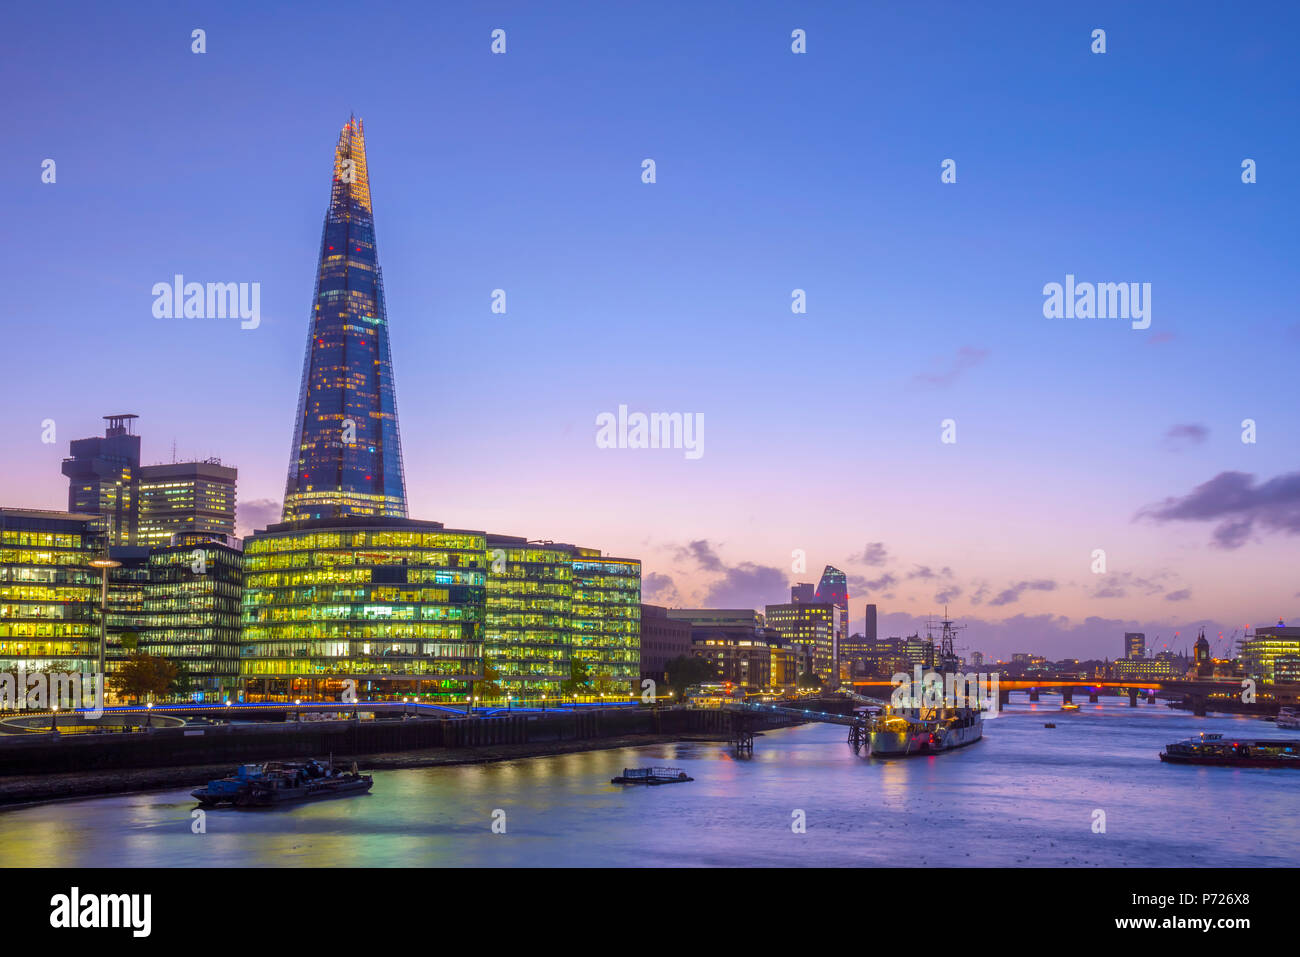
5,1,1297,661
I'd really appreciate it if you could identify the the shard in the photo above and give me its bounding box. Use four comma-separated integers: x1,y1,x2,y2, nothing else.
282,117,407,522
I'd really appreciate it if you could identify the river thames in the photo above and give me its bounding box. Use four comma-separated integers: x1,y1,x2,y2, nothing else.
1,699,1297,867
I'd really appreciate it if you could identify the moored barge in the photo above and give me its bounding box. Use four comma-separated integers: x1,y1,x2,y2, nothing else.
611,767,693,785
193,759,373,807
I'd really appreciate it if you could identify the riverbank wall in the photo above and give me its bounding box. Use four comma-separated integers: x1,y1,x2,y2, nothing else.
0,703,822,778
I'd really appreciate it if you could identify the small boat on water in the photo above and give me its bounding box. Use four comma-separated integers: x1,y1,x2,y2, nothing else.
1277,707,1300,730
1159,732,1300,768
1061,703,1080,711
192,759,373,807
1044,722,1056,728
611,767,693,785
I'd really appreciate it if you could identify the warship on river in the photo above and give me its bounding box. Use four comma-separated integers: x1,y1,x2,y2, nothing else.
867,614,987,757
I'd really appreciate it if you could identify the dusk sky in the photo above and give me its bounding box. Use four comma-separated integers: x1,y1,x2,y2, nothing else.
3,1,1297,660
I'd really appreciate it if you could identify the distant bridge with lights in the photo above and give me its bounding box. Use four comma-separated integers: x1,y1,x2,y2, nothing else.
847,677,1253,716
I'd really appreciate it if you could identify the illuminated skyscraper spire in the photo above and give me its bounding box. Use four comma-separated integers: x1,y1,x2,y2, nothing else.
282,117,407,521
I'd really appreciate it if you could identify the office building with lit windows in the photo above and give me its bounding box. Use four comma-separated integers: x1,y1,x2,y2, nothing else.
484,536,574,696
61,415,140,546
241,118,640,701
141,533,243,698
765,601,840,681
1113,652,1181,680
669,609,774,689
61,415,239,554
0,509,104,675
572,553,642,692
105,547,150,675
137,460,238,547
1240,625,1300,684
241,518,486,701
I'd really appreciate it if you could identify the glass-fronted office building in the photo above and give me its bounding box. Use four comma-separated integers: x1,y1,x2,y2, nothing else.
142,533,243,697
484,536,573,697
1240,627,1300,684
572,554,642,692
0,509,104,675
137,461,238,547
241,518,485,701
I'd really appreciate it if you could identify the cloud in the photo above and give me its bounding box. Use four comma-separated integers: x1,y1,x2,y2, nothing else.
702,562,788,610
853,542,889,566
907,564,953,580
849,572,897,594
676,539,724,572
643,572,679,604
988,579,1057,607
1164,423,1208,447
912,346,990,388
1088,572,1169,600
935,584,963,604
1137,469,1300,549
236,498,280,537
668,539,787,610
1165,589,1192,602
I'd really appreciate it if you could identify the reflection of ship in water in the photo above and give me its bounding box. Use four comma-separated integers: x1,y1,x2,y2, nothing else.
867,612,984,757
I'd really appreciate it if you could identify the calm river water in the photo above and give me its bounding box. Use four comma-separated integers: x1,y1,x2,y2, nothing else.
1,698,1296,867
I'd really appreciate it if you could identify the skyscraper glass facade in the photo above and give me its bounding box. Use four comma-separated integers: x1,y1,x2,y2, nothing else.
283,117,406,522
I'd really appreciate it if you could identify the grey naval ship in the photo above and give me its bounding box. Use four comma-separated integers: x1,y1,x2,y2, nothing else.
867,613,986,757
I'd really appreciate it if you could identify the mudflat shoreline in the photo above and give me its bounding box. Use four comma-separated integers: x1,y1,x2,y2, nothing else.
0,731,730,810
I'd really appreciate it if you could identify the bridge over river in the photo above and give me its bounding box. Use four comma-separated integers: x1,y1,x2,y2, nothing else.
848,677,1254,716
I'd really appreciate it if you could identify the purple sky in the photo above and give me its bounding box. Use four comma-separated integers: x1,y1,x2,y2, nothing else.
3,0,1297,659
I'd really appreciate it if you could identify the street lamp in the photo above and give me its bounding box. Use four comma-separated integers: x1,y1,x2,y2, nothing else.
89,557,121,688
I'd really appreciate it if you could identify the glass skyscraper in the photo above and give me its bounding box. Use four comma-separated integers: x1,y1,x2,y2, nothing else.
238,118,641,701
282,117,407,522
